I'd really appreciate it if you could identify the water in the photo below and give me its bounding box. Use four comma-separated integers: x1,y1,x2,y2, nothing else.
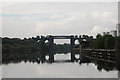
2,53,118,78
0,66,2,79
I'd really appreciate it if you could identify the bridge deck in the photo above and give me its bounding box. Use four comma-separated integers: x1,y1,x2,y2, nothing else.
46,35,79,39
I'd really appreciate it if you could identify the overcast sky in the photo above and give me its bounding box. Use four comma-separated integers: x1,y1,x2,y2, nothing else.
1,2,118,43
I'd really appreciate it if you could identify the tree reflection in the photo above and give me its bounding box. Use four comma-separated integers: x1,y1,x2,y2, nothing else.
79,56,116,71
2,51,119,72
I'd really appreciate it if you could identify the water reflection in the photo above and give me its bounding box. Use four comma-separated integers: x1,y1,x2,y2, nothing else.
2,53,118,78
80,57,116,71
118,71,120,80
2,52,118,72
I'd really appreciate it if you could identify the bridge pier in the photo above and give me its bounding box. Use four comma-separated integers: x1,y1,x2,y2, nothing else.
70,36,75,61
48,37,54,63
40,36,46,62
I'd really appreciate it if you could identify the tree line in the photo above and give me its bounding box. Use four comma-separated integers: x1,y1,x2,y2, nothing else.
2,37,70,63
90,34,120,49
2,34,120,63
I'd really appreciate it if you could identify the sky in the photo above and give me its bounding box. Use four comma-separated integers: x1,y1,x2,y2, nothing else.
1,2,118,43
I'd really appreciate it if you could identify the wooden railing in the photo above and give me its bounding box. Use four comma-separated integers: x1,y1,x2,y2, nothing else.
73,48,116,63
82,49,115,63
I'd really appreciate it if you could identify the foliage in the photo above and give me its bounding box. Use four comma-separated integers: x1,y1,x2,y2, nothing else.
90,34,118,49
2,37,71,63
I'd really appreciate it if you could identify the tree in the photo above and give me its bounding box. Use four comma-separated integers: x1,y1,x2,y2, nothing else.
104,36,115,49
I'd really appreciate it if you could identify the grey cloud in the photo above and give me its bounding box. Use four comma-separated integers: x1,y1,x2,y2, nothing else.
2,2,118,40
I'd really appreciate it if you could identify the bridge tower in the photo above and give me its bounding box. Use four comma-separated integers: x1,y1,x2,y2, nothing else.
70,36,75,61
48,36,54,62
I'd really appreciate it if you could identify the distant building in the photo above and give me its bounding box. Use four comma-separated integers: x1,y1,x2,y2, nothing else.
110,30,117,37
102,32,110,36
97,24,120,37
117,24,120,36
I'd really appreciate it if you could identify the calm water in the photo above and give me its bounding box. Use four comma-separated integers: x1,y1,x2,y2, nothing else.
2,53,118,78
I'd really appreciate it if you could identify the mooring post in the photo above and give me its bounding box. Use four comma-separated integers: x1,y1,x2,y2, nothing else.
70,36,75,61
48,37,54,63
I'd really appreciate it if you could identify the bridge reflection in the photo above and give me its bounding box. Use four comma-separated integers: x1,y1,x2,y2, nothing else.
2,52,119,72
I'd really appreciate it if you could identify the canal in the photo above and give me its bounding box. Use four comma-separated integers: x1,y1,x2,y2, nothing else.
1,53,118,78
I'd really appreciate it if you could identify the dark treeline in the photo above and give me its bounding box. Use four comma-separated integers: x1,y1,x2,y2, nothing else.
2,35,120,64
2,36,120,71
54,43,70,54
90,34,120,49
2,37,70,63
